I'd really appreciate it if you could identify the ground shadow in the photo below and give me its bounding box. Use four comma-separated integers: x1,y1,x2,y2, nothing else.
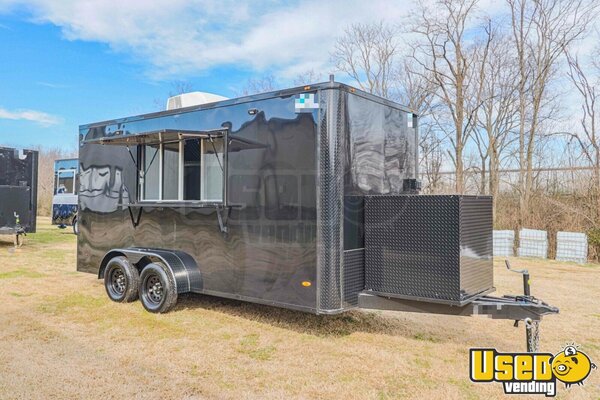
172,292,455,342
0,236,17,249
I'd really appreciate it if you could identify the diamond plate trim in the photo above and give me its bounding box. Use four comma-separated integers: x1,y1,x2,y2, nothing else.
343,248,364,307
316,89,345,312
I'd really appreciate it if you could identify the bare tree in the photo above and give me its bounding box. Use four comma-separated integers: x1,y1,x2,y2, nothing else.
408,0,492,193
330,21,399,98
168,80,194,97
293,70,324,86
394,59,444,190
508,0,597,227
474,32,520,220
235,74,277,96
419,132,445,193
565,49,600,217
34,147,78,216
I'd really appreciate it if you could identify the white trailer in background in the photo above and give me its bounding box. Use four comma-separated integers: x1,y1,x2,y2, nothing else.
52,158,79,234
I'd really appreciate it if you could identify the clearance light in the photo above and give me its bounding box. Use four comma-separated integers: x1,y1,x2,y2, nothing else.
301,281,312,287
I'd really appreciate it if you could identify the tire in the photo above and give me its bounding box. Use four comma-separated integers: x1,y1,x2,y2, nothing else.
139,262,178,313
104,256,140,303
72,218,79,235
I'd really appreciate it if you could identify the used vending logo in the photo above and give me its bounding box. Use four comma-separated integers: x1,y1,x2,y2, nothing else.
470,345,596,397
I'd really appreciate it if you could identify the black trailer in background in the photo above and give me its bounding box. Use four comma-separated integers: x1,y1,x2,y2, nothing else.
78,80,557,351
0,147,38,246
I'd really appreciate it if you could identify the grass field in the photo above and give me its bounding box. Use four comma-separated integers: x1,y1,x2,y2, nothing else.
0,218,599,399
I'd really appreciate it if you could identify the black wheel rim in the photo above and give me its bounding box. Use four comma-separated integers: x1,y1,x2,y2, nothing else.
108,267,126,298
145,274,163,305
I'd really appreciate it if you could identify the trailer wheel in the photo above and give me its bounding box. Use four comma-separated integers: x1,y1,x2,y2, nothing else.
139,262,177,313
104,256,139,303
72,218,79,235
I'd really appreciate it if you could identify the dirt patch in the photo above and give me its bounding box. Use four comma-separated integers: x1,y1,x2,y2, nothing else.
0,218,599,399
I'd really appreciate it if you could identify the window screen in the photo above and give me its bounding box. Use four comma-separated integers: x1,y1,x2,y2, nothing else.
138,137,224,203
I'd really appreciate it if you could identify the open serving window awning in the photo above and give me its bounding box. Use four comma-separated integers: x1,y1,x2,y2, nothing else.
84,128,268,152
85,129,226,146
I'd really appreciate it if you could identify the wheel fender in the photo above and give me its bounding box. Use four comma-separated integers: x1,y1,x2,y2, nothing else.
98,248,202,294
99,250,127,279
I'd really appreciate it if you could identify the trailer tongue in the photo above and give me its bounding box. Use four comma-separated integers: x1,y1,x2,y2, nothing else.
359,275,559,353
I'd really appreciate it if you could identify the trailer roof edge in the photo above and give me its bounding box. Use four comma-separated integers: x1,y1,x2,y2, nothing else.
79,81,417,130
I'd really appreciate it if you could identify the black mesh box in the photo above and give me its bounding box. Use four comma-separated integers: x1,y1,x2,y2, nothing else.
364,195,493,304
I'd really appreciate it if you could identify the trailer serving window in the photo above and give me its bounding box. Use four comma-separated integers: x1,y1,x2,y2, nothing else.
55,169,77,195
87,128,266,208
86,129,227,205
139,137,224,203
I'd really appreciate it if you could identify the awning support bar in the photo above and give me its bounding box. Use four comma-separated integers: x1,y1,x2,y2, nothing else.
127,205,144,228
215,206,230,234
126,146,139,172
208,134,224,173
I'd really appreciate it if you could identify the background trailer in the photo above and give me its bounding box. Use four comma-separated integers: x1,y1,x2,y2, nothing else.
0,147,38,246
52,158,79,234
78,80,556,351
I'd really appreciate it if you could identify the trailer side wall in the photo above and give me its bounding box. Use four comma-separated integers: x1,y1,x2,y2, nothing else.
78,94,319,311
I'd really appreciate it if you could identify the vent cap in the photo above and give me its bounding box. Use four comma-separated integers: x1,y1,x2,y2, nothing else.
166,91,228,110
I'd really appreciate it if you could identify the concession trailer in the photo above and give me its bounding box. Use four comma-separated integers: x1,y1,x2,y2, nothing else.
52,158,79,234
78,79,557,351
0,147,38,246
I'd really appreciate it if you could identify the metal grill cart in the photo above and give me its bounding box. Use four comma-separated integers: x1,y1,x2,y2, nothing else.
0,147,38,247
78,79,557,351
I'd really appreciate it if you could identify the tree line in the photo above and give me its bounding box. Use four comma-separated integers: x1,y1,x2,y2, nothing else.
31,0,600,257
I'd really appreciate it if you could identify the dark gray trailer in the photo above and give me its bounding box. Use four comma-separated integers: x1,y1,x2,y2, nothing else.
78,80,556,351
0,147,38,246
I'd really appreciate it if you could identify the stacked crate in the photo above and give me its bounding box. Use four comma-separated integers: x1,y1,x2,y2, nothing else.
556,231,588,264
493,230,515,257
517,228,548,259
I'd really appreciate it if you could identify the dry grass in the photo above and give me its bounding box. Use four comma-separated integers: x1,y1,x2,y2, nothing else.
0,218,599,399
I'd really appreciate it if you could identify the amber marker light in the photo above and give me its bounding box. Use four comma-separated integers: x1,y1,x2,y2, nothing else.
301,281,312,287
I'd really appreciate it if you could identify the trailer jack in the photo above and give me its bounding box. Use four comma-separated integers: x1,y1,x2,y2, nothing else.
358,260,558,352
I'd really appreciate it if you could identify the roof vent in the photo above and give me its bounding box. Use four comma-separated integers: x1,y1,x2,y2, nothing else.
166,91,228,110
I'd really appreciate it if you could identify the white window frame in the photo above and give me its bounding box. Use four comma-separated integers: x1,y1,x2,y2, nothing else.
55,168,77,195
139,137,225,204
